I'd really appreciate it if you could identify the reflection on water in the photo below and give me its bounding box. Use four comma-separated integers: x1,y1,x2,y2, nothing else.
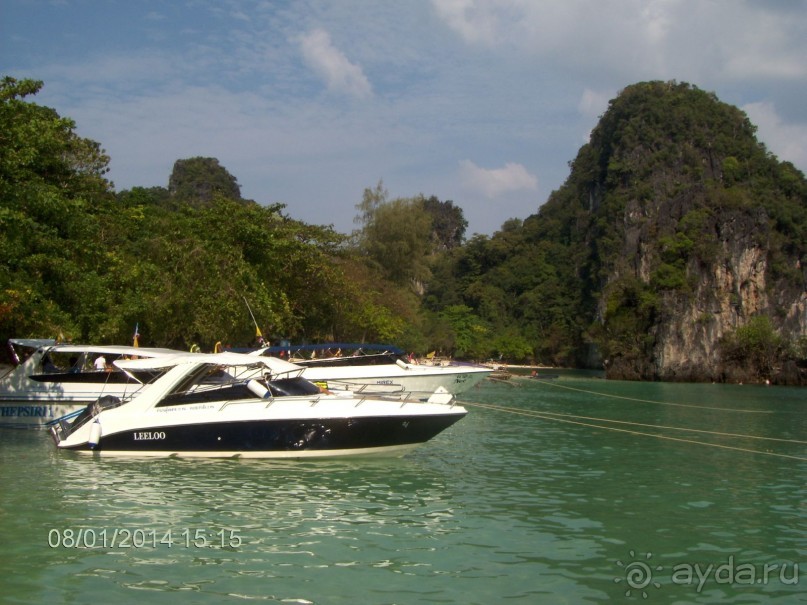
1,376,804,604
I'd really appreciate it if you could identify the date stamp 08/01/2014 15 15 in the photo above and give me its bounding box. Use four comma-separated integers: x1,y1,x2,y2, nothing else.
47,527,243,549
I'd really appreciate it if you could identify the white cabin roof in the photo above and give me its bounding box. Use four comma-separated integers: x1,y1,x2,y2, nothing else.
114,351,303,374
41,344,181,357
8,338,57,349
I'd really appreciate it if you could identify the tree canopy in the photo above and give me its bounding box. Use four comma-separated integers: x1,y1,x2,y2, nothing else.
168,157,242,206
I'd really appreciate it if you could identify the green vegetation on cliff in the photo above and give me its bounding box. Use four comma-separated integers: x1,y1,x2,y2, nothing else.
425,81,806,382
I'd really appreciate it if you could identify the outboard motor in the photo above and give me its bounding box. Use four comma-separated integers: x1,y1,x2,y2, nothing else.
57,395,123,440
93,395,123,413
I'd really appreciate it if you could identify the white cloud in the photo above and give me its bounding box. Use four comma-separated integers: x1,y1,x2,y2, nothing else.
459,160,538,198
431,0,807,85
578,88,613,120
430,0,505,46
742,101,807,170
298,28,373,99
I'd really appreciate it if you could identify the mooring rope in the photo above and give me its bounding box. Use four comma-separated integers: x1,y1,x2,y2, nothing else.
517,377,775,414
456,399,807,462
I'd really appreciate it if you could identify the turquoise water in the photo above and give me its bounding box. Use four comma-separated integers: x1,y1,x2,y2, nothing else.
0,375,804,603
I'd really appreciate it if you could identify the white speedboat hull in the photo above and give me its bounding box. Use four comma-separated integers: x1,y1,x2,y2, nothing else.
300,363,491,395
53,406,464,458
51,352,467,458
0,401,88,429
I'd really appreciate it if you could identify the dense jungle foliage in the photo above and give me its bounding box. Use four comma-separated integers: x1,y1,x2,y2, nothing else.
0,77,468,354
2,77,806,379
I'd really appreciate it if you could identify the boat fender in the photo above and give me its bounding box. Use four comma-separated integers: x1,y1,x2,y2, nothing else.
88,420,102,449
395,359,409,370
247,379,271,399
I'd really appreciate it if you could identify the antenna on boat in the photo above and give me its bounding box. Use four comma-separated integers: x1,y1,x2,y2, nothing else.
243,296,265,346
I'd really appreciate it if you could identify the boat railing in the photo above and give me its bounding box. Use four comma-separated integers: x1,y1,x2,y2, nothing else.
218,393,326,410
321,381,406,395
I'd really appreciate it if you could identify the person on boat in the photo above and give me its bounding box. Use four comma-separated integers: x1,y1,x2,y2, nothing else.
41,354,59,373
94,355,107,371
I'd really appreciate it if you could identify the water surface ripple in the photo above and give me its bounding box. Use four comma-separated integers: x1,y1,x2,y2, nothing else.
1,375,804,603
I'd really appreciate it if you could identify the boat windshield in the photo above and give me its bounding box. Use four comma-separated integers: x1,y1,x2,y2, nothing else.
157,365,322,407
6,339,53,367
266,377,322,396
37,350,89,374
29,349,165,385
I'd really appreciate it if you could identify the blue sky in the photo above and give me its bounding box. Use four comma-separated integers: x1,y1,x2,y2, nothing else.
3,0,806,236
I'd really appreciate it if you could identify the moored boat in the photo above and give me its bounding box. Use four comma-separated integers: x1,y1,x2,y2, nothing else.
255,343,492,396
50,352,467,458
0,340,180,428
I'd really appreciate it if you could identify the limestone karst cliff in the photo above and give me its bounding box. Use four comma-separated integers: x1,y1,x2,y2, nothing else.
573,82,806,383
435,81,807,383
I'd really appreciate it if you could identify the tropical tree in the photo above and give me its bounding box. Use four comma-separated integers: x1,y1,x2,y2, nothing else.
353,182,433,290
721,315,786,381
0,76,114,342
422,195,467,251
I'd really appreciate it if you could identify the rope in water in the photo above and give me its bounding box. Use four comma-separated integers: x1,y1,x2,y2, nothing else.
456,399,807,462
517,377,775,414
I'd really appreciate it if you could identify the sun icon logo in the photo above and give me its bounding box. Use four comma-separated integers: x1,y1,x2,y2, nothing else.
614,550,663,598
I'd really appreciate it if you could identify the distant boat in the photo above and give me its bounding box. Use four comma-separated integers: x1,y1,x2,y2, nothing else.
529,370,559,380
489,370,513,380
0,339,180,429
50,352,467,458
485,363,512,381
253,343,492,396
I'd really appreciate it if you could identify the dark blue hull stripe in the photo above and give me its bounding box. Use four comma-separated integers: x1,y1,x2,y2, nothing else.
63,414,465,453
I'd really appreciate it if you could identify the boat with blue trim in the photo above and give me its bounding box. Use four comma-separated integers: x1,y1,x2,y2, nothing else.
0,339,180,428
255,342,492,396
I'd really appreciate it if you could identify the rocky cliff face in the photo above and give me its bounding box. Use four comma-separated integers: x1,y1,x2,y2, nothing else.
577,82,807,384
646,205,804,382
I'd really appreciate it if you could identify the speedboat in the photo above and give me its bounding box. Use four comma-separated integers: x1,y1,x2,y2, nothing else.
50,352,467,458
255,343,492,396
0,339,180,428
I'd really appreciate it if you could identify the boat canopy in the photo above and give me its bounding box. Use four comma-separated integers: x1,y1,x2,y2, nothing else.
38,344,179,357
114,351,304,375
255,343,405,356
8,338,57,349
